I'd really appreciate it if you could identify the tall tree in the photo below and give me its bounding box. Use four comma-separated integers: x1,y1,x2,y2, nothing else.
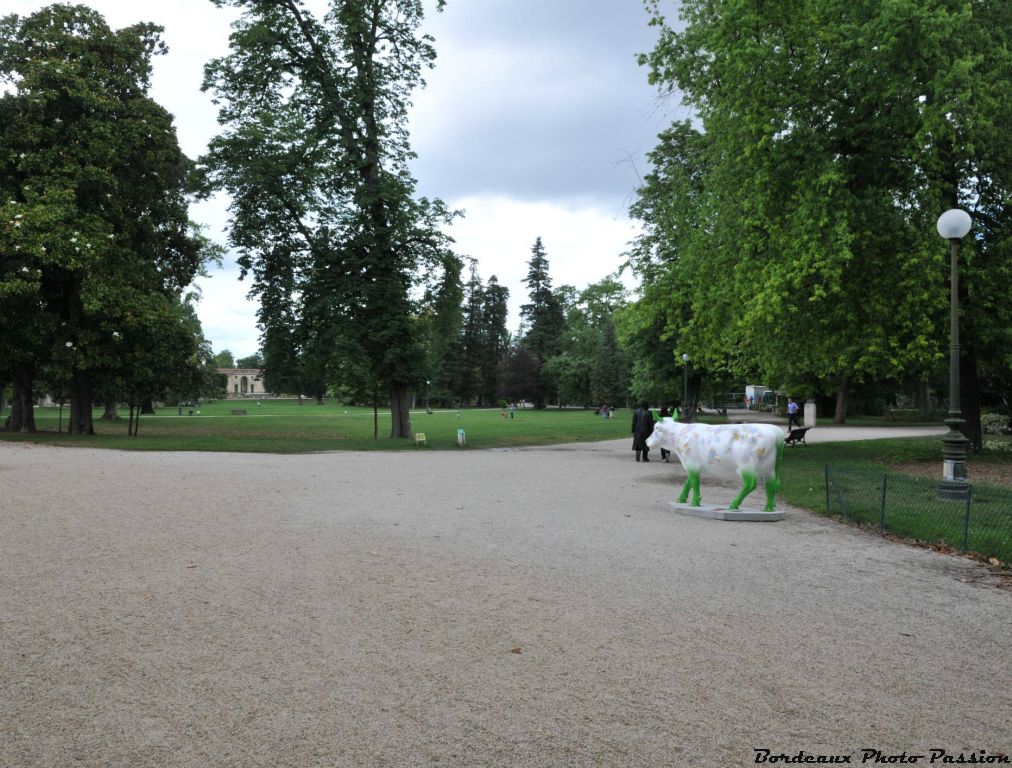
449,259,484,405
590,316,627,408
110,294,216,434
203,0,457,438
908,0,1012,448
0,5,212,434
418,251,463,406
476,275,510,405
519,237,565,407
496,343,541,407
542,277,630,408
636,0,1011,429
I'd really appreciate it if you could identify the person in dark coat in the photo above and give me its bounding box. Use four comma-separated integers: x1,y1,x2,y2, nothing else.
631,400,655,462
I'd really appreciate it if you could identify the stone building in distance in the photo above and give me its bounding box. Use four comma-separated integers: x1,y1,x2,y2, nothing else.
216,368,265,399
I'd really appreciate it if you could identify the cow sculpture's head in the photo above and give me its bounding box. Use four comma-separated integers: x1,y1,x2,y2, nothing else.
646,417,680,452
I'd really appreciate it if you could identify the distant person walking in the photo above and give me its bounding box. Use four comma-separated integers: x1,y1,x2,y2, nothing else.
632,400,655,462
787,398,801,429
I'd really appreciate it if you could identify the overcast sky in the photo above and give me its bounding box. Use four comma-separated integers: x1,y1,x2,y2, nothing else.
11,0,678,358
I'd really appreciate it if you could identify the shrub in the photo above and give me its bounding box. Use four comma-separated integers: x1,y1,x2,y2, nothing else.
981,412,1011,435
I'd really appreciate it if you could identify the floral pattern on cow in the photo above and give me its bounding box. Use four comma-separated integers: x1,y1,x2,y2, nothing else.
646,419,784,511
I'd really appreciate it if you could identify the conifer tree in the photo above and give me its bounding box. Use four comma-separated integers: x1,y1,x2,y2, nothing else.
519,237,565,406
477,275,510,405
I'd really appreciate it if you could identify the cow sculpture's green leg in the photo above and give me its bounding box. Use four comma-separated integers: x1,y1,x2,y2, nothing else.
729,439,784,511
763,438,784,511
729,471,758,510
764,475,780,511
678,470,702,506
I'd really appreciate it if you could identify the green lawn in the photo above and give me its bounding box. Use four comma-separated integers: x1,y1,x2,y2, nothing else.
777,435,1012,509
778,436,1012,563
778,435,943,510
0,400,631,452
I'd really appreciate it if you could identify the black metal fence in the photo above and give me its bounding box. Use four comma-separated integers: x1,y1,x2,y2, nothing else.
825,466,1012,563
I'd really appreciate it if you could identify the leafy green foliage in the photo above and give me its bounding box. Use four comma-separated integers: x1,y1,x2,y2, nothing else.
496,344,542,406
236,353,264,369
591,317,627,407
634,0,1012,427
545,278,629,408
201,0,459,437
0,5,215,434
214,349,236,368
418,252,463,403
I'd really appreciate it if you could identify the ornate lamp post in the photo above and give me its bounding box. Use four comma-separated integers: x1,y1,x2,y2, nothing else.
425,379,431,414
681,353,690,420
936,208,972,500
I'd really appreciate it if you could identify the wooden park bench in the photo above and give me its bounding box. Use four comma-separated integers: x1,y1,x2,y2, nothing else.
231,409,247,416
784,426,810,446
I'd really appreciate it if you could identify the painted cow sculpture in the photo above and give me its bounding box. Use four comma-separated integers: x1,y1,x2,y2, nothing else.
646,419,784,511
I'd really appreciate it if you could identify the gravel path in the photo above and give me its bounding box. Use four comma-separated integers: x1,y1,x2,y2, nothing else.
1,438,1008,767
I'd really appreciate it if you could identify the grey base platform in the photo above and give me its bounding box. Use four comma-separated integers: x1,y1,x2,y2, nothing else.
667,501,785,522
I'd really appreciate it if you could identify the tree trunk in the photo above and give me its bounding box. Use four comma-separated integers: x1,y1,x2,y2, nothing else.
833,376,849,425
68,371,95,435
140,397,155,415
389,383,412,438
102,399,119,420
685,371,702,423
4,366,37,433
960,355,982,452
916,378,933,420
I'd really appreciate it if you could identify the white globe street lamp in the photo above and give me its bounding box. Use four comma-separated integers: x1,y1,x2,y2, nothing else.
936,208,972,500
936,209,972,240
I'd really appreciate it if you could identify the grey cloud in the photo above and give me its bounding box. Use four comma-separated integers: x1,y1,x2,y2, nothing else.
410,0,671,210
429,0,658,54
